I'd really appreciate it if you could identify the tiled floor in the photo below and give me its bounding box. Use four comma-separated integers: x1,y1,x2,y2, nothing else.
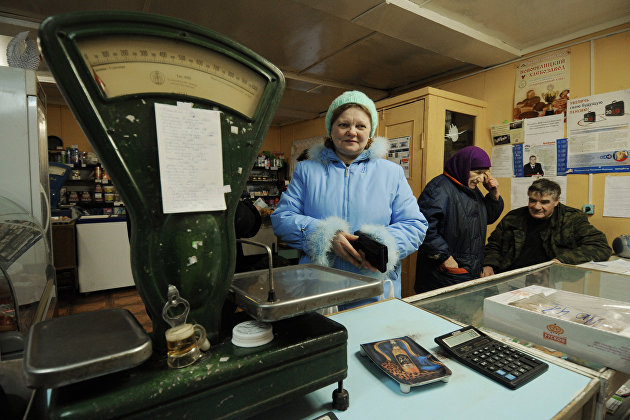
55,286,153,332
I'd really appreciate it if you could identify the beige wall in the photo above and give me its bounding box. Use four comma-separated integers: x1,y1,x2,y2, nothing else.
47,104,96,153
261,118,326,159
431,24,630,247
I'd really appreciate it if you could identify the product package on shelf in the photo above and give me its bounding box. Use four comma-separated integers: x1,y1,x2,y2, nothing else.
484,285,630,373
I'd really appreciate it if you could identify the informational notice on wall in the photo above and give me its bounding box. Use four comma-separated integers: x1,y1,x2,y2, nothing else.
603,176,630,218
490,120,524,145
492,114,568,178
510,139,567,178
524,113,565,146
490,145,514,178
155,102,226,213
567,89,630,174
387,136,411,178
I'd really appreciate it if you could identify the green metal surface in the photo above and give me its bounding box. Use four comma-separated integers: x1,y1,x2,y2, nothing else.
38,11,285,348
37,13,349,419
47,313,348,419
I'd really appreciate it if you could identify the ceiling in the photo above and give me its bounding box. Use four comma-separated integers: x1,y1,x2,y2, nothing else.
1,0,629,126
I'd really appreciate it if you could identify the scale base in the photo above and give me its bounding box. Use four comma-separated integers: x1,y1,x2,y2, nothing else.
35,312,348,419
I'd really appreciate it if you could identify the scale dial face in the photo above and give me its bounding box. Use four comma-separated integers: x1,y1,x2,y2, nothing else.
76,34,267,118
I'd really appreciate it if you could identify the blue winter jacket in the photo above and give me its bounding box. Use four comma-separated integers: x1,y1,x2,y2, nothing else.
271,137,428,301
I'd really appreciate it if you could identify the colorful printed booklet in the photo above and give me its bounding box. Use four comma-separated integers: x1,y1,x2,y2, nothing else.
360,336,451,393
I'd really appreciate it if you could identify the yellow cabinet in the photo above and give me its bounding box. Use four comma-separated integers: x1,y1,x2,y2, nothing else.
376,87,488,297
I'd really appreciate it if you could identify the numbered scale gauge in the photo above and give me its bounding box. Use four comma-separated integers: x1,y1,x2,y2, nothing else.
77,34,266,118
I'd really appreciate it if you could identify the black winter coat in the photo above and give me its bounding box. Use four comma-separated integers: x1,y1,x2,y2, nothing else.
414,174,504,293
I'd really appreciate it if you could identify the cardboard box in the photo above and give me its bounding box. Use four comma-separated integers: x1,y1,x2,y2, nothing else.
483,285,630,374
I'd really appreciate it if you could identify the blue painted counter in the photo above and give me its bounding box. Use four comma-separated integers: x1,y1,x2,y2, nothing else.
260,299,596,419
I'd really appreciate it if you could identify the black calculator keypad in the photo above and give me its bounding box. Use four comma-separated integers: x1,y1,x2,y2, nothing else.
465,341,545,386
435,327,549,389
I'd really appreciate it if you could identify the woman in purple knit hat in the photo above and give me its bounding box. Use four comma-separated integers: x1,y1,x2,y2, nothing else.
414,146,504,293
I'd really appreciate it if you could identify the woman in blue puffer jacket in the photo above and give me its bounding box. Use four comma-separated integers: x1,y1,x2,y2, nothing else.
414,146,504,293
271,91,427,306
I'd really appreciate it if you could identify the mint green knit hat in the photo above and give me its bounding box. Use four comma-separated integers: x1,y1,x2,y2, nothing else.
325,91,378,138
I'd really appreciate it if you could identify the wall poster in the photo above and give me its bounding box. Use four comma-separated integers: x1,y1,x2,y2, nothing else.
567,89,630,173
490,120,524,145
387,136,411,178
514,50,570,121
513,139,568,178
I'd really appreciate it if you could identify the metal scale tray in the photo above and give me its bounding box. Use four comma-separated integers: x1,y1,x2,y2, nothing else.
23,308,152,388
229,263,383,321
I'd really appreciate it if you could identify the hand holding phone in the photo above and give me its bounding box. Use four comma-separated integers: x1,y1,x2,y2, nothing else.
351,231,388,273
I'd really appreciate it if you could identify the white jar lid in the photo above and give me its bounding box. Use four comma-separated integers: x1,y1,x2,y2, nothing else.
231,320,273,347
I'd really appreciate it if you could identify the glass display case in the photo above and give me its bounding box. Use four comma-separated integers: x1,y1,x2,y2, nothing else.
407,262,630,366
0,195,56,352
406,261,630,417
0,194,57,418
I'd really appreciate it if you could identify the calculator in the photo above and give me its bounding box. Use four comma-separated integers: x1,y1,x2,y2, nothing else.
434,325,548,389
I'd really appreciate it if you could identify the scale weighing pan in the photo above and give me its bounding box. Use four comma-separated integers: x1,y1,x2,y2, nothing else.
230,264,383,321
23,308,152,388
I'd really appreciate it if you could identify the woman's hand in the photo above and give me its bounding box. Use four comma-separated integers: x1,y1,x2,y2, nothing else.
442,256,459,268
483,172,500,199
332,231,378,272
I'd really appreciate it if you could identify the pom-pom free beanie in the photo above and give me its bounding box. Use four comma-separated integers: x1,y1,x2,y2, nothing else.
325,91,378,138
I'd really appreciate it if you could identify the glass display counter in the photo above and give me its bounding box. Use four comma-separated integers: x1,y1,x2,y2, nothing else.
0,195,56,417
405,261,630,418
0,196,56,337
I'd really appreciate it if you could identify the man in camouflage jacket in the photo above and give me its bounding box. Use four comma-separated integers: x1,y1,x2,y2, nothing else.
482,179,611,276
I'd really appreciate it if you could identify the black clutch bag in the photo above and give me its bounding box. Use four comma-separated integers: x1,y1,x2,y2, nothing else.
351,231,388,273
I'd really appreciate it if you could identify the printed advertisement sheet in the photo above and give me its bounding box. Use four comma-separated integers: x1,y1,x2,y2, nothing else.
387,136,411,178
514,50,570,121
567,89,630,173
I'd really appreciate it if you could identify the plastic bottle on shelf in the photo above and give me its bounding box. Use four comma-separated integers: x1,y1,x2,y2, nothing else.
70,145,80,166
94,165,102,182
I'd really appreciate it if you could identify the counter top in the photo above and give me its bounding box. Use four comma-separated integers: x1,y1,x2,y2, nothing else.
260,299,598,420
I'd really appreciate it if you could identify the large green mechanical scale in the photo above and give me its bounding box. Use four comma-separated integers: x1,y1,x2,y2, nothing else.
31,11,382,419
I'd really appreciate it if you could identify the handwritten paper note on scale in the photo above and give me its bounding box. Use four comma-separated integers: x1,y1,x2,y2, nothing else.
155,103,226,213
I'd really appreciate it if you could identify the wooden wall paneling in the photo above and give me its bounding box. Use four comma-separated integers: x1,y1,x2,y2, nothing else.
60,106,93,153
46,104,63,140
